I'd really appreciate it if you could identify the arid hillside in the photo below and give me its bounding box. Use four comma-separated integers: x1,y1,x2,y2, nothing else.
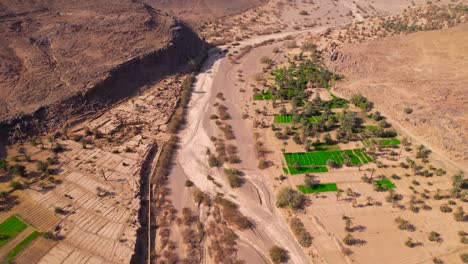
0,0,205,137
327,23,468,167
145,0,266,23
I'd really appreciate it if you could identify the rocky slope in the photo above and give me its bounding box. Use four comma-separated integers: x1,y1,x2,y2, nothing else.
0,0,206,139
145,0,266,24
327,23,468,166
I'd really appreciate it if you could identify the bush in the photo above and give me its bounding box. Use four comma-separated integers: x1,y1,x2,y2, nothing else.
299,10,309,15
214,196,252,229
224,168,243,188
11,164,26,177
258,159,268,169
51,143,64,153
269,246,288,264
184,180,194,187
290,218,312,247
9,181,23,190
404,107,413,114
276,187,305,210
343,233,355,245
440,205,452,213
350,93,373,111
208,155,219,167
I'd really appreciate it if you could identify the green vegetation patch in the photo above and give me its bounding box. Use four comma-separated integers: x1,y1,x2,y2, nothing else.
353,149,372,163
274,115,293,123
284,149,369,167
297,183,338,193
4,231,41,262
253,90,277,100
0,216,27,247
282,167,290,174
307,116,322,123
362,138,401,147
364,125,379,131
376,179,396,190
381,138,401,146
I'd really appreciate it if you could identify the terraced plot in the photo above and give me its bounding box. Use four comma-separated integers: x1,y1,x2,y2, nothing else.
283,149,372,174
297,183,338,194
4,231,41,263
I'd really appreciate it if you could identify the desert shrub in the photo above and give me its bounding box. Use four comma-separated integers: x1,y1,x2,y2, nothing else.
258,159,268,169
193,188,204,205
395,217,415,231
343,233,355,245
51,143,64,153
404,107,413,114
428,231,442,242
440,204,453,213
217,105,231,120
290,218,312,247
11,164,26,177
224,168,243,188
269,246,288,264
185,180,194,187
350,93,373,111
299,10,308,15
260,56,273,65
214,196,252,229
276,187,305,210
208,154,219,167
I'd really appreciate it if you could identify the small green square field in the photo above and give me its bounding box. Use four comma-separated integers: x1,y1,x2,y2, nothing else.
274,115,293,123
297,183,338,193
376,179,396,190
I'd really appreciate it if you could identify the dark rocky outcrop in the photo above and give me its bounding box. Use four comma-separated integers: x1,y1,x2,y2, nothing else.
0,0,206,140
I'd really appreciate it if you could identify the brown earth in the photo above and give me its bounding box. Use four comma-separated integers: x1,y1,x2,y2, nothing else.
0,0,205,138
145,0,267,23
326,23,468,168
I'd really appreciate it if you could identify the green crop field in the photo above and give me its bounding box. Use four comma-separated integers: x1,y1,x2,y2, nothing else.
283,149,372,174
308,116,322,123
284,149,371,166
0,216,27,247
297,183,338,193
381,138,401,146
274,115,293,123
376,179,396,190
4,231,41,262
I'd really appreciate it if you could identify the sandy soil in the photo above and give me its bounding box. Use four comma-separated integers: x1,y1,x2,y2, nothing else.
327,23,468,169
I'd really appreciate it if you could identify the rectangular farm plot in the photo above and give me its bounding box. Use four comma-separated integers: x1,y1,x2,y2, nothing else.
381,138,401,146
4,231,41,262
0,216,28,247
362,138,401,147
274,115,293,123
284,149,372,174
297,183,338,193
